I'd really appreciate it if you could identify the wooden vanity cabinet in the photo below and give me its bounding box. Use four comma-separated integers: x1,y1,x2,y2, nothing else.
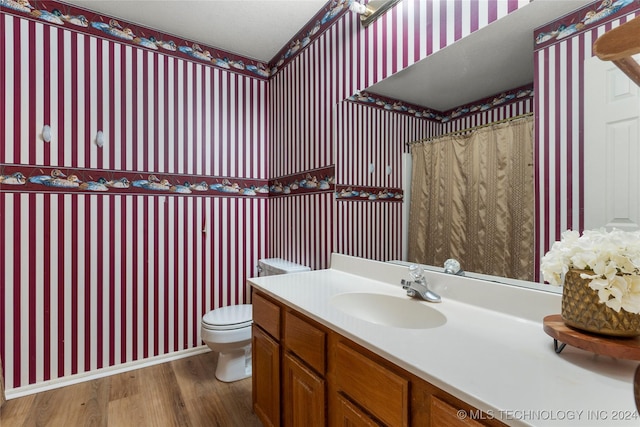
282,310,327,426
252,292,282,427
252,289,505,427
252,291,328,427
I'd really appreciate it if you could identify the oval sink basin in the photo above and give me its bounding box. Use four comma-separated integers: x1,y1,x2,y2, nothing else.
331,292,447,329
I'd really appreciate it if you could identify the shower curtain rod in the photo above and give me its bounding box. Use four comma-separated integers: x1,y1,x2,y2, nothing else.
406,112,534,145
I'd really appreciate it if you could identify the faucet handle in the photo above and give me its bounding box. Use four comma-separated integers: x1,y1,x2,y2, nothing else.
408,264,425,281
444,258,464,276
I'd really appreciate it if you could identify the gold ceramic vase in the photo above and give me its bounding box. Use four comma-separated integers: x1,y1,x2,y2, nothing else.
562,269,640,337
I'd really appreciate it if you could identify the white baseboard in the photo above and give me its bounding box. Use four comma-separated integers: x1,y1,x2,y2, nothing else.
5,346,211,400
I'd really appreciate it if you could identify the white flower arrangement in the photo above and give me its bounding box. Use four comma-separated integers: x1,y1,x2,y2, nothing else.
541,228,640,314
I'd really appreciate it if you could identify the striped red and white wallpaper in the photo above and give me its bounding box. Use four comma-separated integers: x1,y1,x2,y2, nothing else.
270,0,529,178
336,100,435,188
269,0,530,269
0,193,266,389
533,6,640,281
334,101,432,261
269,193,334,271
1,15,269,177
1,13,268,392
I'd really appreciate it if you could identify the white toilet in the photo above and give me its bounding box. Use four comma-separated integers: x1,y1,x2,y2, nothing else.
201,258,310,382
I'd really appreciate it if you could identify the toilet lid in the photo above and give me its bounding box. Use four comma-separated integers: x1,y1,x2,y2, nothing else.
202,304,253,330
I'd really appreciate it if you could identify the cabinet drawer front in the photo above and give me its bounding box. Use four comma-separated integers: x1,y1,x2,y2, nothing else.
335,342,409,427
253,292,280,340
284,311,326,374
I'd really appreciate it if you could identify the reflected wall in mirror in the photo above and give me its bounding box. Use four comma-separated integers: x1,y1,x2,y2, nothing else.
336,0,640,284
333,98,428,261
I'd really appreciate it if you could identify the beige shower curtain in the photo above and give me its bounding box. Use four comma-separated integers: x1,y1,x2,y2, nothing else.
408,116,534,281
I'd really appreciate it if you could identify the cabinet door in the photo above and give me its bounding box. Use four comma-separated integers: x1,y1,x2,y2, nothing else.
253,326,280,427
283,353,326,427
335,394,381,427
430,396,485,427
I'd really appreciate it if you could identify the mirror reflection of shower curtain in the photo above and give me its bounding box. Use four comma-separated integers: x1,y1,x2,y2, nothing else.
408,116,534,281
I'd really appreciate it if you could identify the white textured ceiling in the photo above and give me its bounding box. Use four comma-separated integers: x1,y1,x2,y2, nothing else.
62,0,328,62
61,0,594,111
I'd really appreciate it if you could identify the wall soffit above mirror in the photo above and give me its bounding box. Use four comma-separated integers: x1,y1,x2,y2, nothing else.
350,1,621,123
346,84,534,124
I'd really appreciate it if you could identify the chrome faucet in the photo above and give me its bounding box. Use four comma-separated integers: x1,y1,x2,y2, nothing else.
401,264,441,303
443,258,465,276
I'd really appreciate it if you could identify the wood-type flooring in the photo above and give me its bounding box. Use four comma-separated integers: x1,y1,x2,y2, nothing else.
0,351,261,427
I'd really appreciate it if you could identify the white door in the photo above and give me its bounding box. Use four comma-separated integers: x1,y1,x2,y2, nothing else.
584,54,640,231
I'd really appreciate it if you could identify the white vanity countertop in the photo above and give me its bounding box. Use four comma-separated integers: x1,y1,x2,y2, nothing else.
248,254,639,427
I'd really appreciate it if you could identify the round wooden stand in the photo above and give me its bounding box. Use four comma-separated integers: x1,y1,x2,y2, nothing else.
543,314,640,360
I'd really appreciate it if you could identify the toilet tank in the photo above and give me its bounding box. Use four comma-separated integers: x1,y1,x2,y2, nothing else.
257,258,310,277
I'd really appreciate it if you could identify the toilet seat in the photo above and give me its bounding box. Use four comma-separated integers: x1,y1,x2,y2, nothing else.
202,304,252,330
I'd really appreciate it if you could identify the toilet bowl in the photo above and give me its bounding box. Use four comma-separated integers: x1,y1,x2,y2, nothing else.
201,304,253,382
201,258,310,382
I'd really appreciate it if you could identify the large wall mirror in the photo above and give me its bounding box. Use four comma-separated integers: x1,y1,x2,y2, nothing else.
337,0,594,289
